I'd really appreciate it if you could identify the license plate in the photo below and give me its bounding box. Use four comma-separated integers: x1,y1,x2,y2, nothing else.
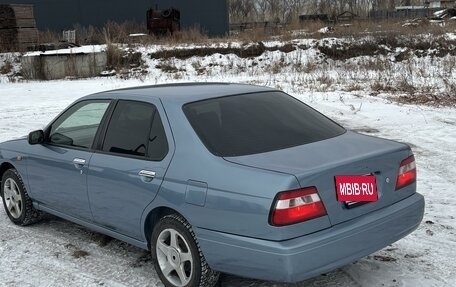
335,175,378,202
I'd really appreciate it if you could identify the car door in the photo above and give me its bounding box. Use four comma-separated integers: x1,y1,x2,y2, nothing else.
87,99,173,239
26,100,112,221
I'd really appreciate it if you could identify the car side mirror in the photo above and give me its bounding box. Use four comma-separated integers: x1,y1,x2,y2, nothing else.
28,130,44,145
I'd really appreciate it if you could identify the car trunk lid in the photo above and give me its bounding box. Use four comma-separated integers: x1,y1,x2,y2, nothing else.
224,131,415,226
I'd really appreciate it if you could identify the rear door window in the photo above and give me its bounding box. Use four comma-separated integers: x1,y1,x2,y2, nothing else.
183,91,345,157
102,100,168,160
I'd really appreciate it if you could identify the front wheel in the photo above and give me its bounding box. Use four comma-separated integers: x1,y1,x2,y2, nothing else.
151,214,219,287
1,168,43,226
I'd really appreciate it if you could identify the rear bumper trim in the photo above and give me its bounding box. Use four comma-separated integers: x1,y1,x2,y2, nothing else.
195,193,424,282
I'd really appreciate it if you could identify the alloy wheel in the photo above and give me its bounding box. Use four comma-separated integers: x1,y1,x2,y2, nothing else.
3,178,23,219
156,228,194,287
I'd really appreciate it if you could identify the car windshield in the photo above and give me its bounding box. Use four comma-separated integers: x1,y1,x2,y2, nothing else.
183,91,346,157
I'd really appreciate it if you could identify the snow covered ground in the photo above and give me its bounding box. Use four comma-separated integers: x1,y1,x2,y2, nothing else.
0,37,455,286
0,77,455,287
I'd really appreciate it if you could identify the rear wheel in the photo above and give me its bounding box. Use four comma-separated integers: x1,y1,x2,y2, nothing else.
1,169,43,226
151,214,219,287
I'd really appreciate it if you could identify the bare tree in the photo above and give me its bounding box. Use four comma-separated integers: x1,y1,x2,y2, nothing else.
227,0,419,24
229,0,257,23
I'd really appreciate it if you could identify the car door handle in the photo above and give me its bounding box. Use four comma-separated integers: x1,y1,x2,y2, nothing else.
73,158,86,169
139,170,156,182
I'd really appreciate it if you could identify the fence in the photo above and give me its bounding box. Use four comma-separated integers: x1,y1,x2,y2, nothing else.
369,8,442,20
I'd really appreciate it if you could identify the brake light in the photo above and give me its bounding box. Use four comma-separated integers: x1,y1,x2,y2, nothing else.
270,187,327,226
396,155,416,190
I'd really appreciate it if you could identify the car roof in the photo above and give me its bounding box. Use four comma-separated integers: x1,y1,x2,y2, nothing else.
82,83,278,104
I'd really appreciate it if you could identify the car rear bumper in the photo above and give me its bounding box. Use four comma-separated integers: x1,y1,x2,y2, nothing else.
195,193,424,282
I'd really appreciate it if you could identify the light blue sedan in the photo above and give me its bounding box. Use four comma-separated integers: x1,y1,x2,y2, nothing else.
0,83,424,287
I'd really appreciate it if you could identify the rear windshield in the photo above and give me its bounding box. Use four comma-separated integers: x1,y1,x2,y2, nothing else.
183,91,345,157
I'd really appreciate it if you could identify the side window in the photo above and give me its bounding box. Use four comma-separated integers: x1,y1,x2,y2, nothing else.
102,100,168,160
49,101,110,149
148,111,169,160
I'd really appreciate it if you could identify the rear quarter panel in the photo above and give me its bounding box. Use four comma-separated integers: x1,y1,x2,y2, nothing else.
142,99,333,241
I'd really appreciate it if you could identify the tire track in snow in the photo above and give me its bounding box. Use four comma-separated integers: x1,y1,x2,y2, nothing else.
0,209,361,287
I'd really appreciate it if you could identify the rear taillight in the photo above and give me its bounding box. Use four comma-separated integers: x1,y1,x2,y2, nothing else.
270,187,327,226
396,155,416,190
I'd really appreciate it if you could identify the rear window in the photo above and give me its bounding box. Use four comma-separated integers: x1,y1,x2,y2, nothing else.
183,91,345,157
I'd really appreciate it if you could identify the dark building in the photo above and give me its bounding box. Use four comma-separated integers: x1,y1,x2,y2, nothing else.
0,0,229,36
336,11,358,22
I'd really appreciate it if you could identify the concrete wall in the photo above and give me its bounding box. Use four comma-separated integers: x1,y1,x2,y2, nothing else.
22,52,107,80
0,0,229,36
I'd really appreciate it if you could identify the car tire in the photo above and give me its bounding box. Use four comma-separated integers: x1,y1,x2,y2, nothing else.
1,168,43,226
151,214,220,287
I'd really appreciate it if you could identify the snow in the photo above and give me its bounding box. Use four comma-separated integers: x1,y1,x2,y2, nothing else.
434,9,447,17
318,26,334,34
446,32,456,40
100,70,117,77
4,34,455,96
0,39,456,286
24,45,106,57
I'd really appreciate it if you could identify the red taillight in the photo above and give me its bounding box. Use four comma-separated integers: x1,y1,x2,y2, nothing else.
270,187,327,226
396,155,416,190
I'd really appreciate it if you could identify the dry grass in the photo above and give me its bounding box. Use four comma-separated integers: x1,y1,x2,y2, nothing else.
397,78,417,95
316,75,334,87
345,83,363,92
325,19,452,39
105,43,143,72
236,27,273,42
155,60,180,73
267,61,284,74
74,25,104,45
395,94,456,107
35,22,146,46
28,17,456,48
0,60,12,74
149,42,296,60
101,21,148,44
164,26,209,44
371,82,396,93
105,44,123,70
38,30,60,44
316,33,456,61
